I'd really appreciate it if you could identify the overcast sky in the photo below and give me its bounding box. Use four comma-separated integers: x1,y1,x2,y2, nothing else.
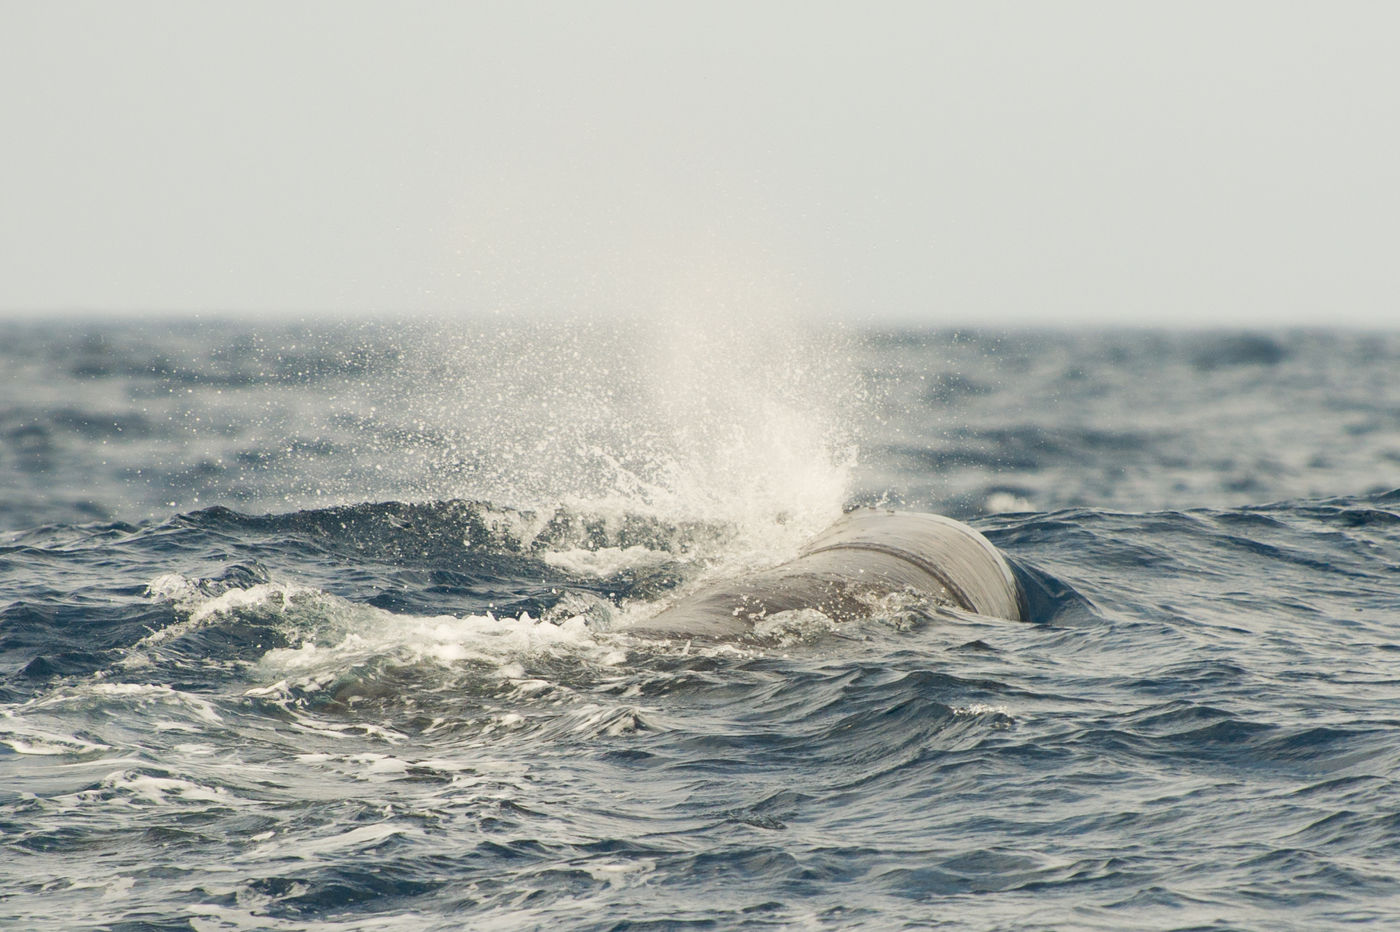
2,2,1396,326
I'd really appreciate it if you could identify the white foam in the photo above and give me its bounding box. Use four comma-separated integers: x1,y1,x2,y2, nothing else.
952,703,1016,729
954,703,1010,716
152,566,634,689
137,558,773,716
146,572,191,600
583,857,656,886
253,602,622,684
0,733,112,756
549,702,658,738
751,608,841,643
14,682,223,727
272,821,404,859
131,574,326,676
143,574,320,626
56,769,232,808
542,544,673,577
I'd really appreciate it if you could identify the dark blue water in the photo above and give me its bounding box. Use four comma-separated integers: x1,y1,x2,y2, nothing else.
2,318,1398,930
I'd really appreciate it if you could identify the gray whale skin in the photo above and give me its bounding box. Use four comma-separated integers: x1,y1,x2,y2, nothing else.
627,509,1026,638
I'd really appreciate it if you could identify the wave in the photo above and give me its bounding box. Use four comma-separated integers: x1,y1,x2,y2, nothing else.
3,489,1399,928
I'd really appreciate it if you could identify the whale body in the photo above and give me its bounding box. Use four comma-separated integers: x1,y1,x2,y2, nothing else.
628,509,1025,638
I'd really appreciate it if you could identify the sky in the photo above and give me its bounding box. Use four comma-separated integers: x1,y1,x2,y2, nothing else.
2,1,1397,327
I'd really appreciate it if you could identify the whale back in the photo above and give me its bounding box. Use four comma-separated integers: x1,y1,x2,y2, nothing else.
629,509,1024,638
799,510,1024,621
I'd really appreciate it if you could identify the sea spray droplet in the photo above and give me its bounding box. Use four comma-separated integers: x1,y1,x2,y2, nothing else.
406,314,865,553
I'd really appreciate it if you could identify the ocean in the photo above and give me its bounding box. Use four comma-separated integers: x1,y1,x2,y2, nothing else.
2,316,1398,930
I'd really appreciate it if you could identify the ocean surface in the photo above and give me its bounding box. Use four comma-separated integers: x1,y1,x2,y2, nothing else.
2,317,1398,931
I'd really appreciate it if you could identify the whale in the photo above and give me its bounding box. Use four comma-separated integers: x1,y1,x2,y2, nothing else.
627,509,1025,638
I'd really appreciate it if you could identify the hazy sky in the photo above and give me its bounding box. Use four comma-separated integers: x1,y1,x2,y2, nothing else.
2,2,1397,326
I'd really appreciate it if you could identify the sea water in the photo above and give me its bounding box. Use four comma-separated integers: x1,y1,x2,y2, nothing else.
1,317,1398,930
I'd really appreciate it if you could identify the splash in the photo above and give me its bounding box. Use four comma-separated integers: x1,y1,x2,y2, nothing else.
122,301,867,567
406,308,863,567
